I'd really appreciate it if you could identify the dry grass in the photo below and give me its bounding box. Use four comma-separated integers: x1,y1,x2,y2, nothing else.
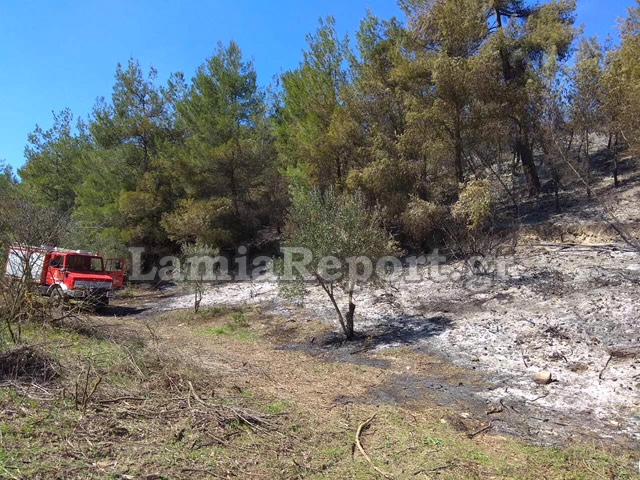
0,303,637,479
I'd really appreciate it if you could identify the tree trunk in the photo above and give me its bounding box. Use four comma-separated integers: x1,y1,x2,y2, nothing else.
229,166,240,216
454,136,464,184
317,277,351,340
344,289,356,341
585,131,592,199
516,130,541,196
613,134,620,188
453,110,464,184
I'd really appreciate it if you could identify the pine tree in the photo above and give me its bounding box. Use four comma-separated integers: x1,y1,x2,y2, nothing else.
401,0,488,187
483,0,576,195
345,13,414,219
570,36,604,197
73,59,170,254
277,17,355,190
161,41,279,248
604,1,640,155
19,109,89,213
0,161,16,195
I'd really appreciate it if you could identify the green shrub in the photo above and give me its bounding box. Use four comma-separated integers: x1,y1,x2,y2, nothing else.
452,179,492,232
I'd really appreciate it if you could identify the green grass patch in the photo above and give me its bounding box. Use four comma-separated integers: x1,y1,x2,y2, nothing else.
161,305,235,324
198,312,258,341
423,436,444,448
265,400,288,415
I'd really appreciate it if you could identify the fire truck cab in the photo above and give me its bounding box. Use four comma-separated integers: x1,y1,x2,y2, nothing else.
5,246,126,307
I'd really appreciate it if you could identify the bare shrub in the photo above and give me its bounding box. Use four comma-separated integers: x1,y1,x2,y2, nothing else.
0,192,77,345
0,193,70,249
178,242,220,313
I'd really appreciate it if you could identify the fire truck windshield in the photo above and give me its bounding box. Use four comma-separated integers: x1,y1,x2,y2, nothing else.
67,255,104,273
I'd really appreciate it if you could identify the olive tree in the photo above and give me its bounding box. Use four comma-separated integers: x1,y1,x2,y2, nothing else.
281,188,396,340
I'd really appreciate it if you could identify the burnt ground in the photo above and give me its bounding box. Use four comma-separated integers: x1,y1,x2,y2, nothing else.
277,324,640,452
110,240,640,453
108,236,640,453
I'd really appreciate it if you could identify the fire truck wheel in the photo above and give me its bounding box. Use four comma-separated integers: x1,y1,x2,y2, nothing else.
96,295,109,310
49,286,65,307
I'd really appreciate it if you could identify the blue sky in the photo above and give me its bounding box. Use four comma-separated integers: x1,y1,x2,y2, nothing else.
0,0,635,171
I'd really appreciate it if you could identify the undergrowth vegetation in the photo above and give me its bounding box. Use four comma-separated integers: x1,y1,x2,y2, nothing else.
0,303,636,479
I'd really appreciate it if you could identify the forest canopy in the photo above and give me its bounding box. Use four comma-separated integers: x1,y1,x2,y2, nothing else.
11,0,640,257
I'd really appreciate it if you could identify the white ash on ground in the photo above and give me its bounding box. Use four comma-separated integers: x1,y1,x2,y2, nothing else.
156,243,640,444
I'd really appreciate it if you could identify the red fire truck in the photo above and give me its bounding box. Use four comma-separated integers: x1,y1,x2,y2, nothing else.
5,245,126,307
